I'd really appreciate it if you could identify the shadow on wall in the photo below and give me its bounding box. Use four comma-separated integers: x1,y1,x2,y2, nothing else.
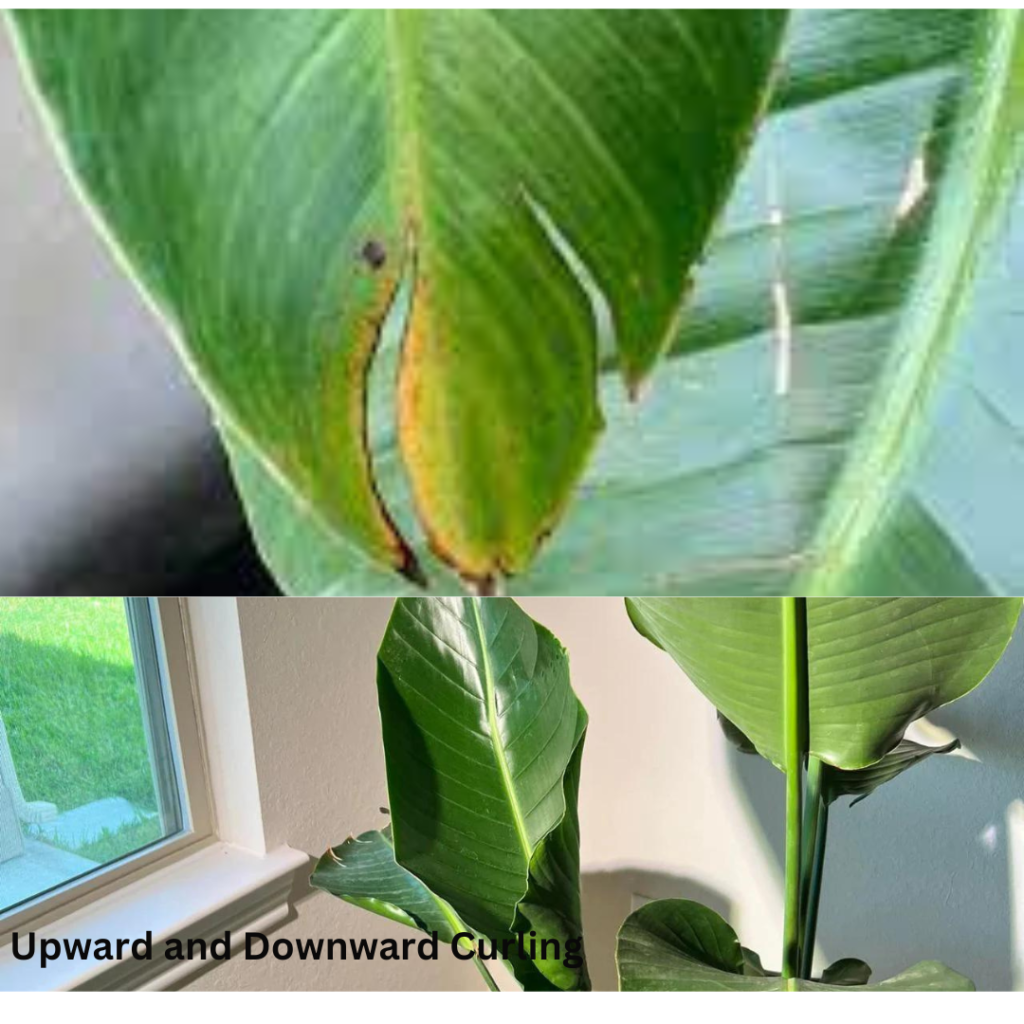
580,869,730,991
731,612,1024,992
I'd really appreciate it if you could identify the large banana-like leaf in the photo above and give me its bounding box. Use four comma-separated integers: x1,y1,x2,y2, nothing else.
193,9,1024,597
8,10,785,589
376,596,589,990
616,900,973,991
626,597,1021,770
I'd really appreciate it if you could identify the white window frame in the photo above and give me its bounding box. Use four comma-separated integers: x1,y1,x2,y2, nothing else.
0,598,307,991
0,598,213,935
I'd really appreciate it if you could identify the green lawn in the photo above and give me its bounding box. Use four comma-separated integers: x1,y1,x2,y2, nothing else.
0,598,158,842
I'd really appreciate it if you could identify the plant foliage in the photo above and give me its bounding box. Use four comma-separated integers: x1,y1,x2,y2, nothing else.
623,595,1022,990
314,596,590,991
8,10,785,592
11,10,1024,595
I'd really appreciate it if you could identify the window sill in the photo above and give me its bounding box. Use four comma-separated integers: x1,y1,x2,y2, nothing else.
0,842,309,991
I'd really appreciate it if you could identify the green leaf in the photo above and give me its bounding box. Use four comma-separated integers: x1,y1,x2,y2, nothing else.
741,946,773,977
514,735,591,992
310,825,462,941
9,10,786,587
820,957,872,986
616,900,973,991
311,825,507,991
14,11,1024,598
717,712,757,755
800,11,1024,594
625,597,1021,770
822,738,960,807
515,9,1024,596
376,596,589,990
221,424,456,597
206,10,1024,598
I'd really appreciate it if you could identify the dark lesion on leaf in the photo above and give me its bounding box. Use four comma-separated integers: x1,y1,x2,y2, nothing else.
360,238,388,272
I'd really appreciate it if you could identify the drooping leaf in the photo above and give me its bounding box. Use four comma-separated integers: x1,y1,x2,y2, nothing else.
820,957,872,986
376,596,589,990
9,10,786,588
310,825,461,941
616,900,973,991
625,597,1021,771
822,738,960,807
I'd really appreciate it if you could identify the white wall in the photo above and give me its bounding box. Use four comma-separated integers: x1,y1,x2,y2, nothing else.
185,598,1024,992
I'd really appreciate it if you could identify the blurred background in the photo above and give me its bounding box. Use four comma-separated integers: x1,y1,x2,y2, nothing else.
0,33,273,595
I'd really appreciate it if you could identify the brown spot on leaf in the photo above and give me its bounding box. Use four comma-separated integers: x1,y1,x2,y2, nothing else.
360,238,388,271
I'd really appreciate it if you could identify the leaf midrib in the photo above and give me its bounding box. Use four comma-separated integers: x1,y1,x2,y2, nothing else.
469,597,533,869
799,11,1024,592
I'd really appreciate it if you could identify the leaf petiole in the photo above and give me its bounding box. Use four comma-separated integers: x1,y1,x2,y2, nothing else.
798,756,827,979
470,947,501,992
800,774,829,979
780,597,808,981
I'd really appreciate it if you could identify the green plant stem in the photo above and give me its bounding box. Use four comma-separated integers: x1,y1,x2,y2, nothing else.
800,793,829,981
440,902,501,991
439,900,501,991
798,755,825,978
471,951,501,991
781,597,808,983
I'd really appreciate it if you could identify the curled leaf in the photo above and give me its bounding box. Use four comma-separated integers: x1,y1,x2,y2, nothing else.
820,957,872,986
617,899,974,991
822,738,961,807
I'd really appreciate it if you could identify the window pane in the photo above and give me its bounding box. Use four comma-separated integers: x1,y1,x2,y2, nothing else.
0,598,185,916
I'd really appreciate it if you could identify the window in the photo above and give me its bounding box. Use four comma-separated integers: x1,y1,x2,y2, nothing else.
0,598,210,928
